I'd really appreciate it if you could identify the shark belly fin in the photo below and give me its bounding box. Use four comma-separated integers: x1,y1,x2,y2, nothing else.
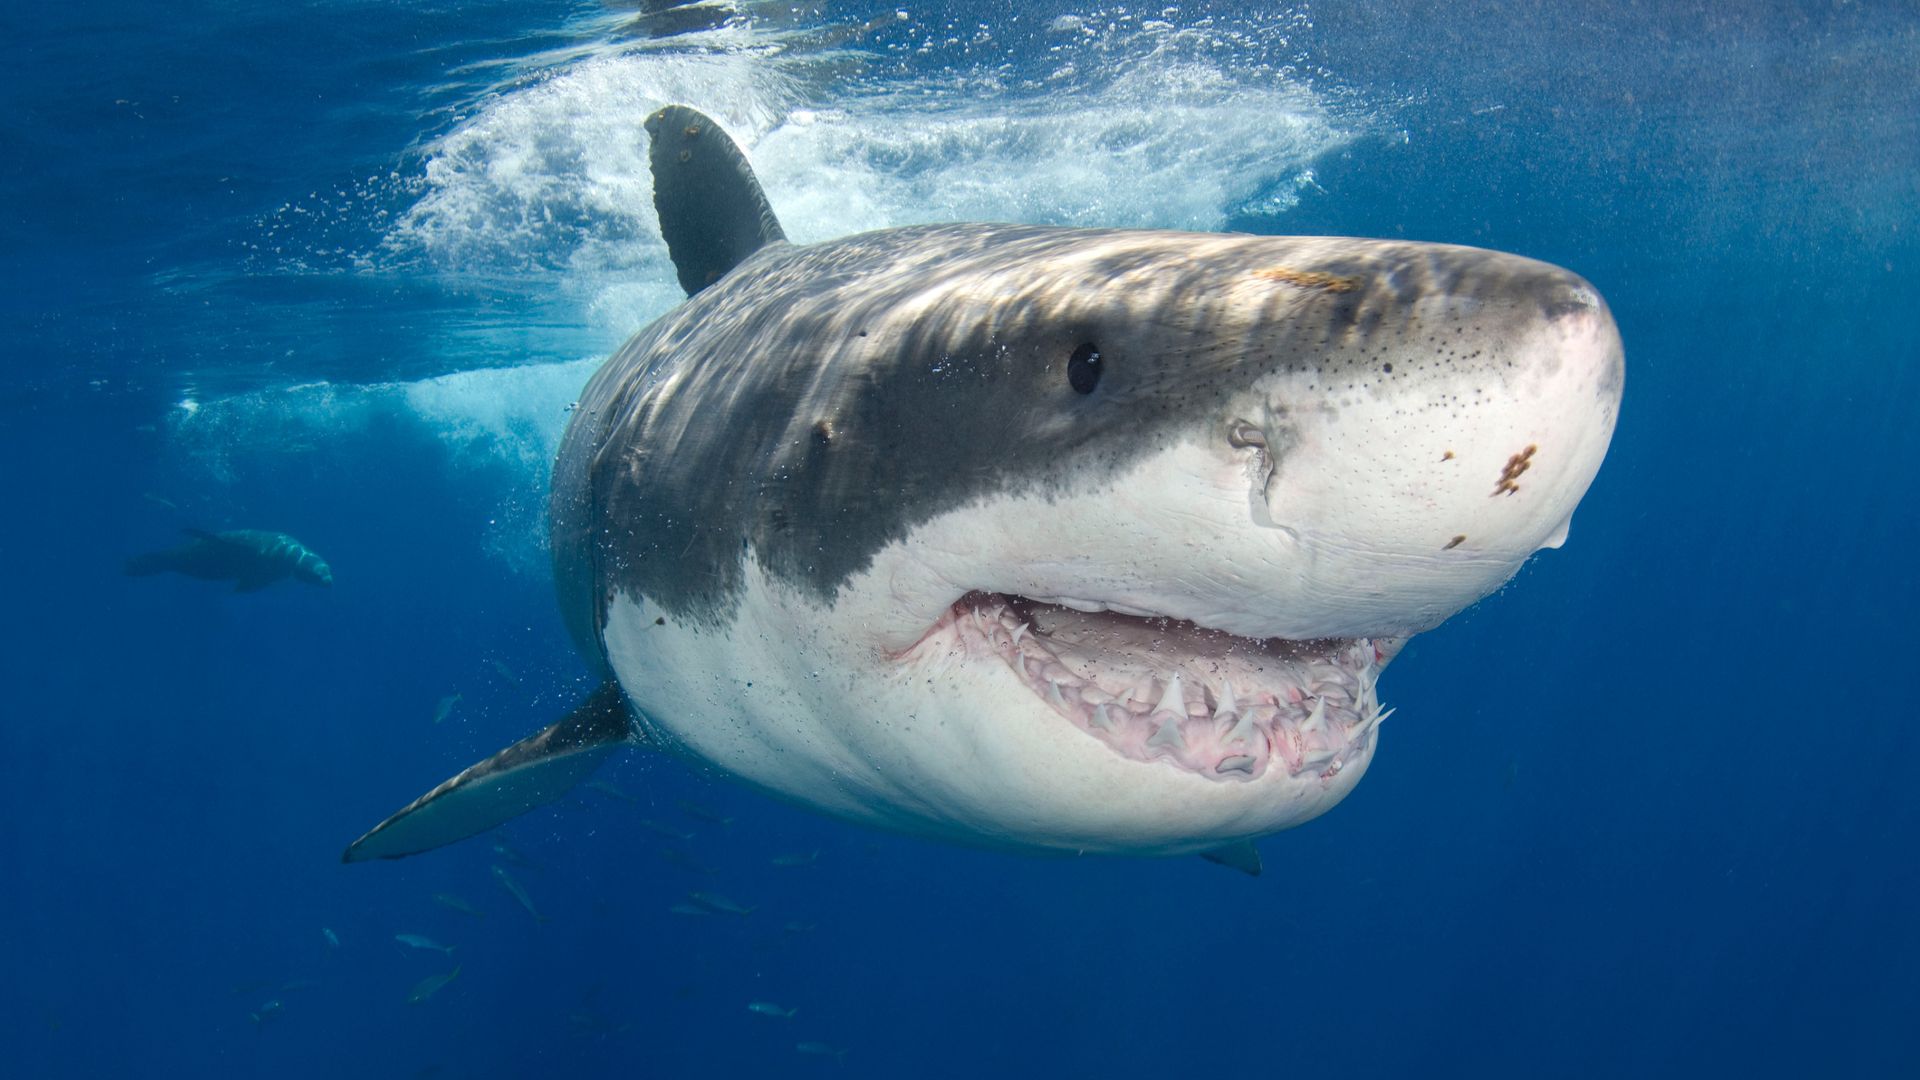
644,104,786,296
1198,841,1263,877
343,681,637,862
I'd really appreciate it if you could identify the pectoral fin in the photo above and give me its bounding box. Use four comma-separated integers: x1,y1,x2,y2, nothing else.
343,682,636,862
1198,841,1263,877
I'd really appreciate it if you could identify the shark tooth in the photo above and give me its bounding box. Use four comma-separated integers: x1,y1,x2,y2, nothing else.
1301,696,1328,735
1147,717,1187,751
1154,673,1186,718
1353,704,1394,735
1215,681,1238,718
1046,680,1070,712
1223,710,1260,745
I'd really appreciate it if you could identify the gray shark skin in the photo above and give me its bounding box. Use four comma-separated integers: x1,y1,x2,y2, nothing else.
126,528,332,593
345,106,1622,869
553,222,1618,639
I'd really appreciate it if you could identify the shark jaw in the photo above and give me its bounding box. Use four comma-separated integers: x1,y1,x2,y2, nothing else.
602,567,1389,858
905,592,1393,785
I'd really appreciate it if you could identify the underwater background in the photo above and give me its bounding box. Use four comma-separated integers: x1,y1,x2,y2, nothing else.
3,1,1915,1076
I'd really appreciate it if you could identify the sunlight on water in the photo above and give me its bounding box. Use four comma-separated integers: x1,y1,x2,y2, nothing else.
384,6,1349,323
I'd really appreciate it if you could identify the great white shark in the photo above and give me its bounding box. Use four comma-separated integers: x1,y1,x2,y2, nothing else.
344,106,1623,872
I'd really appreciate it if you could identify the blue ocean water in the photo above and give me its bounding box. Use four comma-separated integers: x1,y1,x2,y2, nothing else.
3,1,1915,1076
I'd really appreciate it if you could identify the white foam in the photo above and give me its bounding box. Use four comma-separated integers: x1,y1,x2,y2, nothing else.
383,5,1352,334
169,360,596,570
401,358,597,473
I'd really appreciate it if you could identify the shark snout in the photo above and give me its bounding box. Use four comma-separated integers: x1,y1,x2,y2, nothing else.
1217,264,1624,639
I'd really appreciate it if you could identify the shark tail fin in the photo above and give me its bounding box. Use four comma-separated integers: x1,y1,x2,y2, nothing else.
343,682,637,862
644,104,786,296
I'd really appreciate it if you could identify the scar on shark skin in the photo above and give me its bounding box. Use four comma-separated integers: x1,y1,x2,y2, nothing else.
1251,267,1360,292
1493,444,1538,497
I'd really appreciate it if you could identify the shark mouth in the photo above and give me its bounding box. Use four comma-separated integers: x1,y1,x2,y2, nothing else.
934,593,1391,782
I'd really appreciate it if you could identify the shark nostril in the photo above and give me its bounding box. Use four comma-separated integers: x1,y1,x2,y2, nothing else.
1227,420,1267,449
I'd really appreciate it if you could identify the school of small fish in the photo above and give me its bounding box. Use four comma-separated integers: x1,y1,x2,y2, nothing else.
239,777,847,1059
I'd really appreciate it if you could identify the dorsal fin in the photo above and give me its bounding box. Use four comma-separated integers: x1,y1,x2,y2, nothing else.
645,105,786,295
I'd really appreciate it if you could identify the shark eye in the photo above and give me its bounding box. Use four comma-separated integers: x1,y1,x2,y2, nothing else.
1067,342,1102,394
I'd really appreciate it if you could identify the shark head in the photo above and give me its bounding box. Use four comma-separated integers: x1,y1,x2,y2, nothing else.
559,136,1622,855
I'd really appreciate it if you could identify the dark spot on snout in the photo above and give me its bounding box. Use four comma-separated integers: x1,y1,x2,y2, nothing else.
812,419,835,446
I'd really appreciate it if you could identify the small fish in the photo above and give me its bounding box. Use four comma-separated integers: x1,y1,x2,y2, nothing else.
278,979,321,993
433,893,485,918
321,927,340,949
747,1001,799,1019
796,1042,847,1063
142,491,180,511
659,847,719,876
432,693,462,725
667,903,712,917
493,865,549,923
489,659,519,683
491,839,536,867
783,921,817,935
585,779,637,803
407,966,461,1005
770,850,820,867
676,800,735,826
639,818,694,842
395,933,456,956
687,891,754,917
250,999,285,1026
